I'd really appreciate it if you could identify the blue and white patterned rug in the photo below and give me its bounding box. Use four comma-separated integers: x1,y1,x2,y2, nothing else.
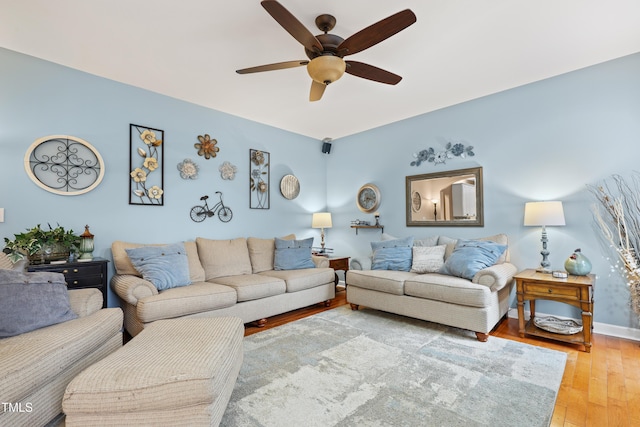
221,306,566,427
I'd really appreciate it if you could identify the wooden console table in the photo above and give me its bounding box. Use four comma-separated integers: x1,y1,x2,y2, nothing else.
514,269,595,352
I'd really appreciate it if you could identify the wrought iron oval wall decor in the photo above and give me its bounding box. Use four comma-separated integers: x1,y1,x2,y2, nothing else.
24,135,105,196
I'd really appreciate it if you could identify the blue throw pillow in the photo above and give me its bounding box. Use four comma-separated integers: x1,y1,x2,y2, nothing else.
125,243,191,291
371,236,414,271
439,239,507,280
274,237,315,270
0,270,78,338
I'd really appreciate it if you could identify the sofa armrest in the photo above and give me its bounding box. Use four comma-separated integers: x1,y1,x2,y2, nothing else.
111,274,158,306
472,262,518,291
312,255,329,268
68,288,103,317
350,257,372,271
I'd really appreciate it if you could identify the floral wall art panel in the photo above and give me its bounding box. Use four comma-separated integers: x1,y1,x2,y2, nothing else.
249,149,269,209
130,124,164,205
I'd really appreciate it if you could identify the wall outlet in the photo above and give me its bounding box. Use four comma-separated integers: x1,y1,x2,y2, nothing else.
0,208,4,222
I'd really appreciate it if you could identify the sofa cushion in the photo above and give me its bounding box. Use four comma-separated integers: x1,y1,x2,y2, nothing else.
0,270,78,338
414,236,439,247
410,245,446,273
259,267,334,293
274,237,315,270
125,243,191,291
197,237,252,280
0,307,123,405
346,269,416,295
371,236,414,271
112,240,205,282
136,282,237,323
439,239,507,280
247,234,295,273
404,274,492,308
212,274,286,302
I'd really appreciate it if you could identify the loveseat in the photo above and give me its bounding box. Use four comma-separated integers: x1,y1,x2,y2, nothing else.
0,269,123,427
111,236,335,337
346,234,517,341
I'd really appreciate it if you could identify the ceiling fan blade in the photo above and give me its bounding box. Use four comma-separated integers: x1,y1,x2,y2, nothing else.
236,60,309,74
337,9,416,56
309,80,326,102
261,0,323,53
345,61,402,85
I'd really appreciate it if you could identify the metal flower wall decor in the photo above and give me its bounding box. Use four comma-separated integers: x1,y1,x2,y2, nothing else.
249,149,269,209
177,158,199,180
219,161,237,180
129,124,164,205
195,134,219,159
410,141,475,167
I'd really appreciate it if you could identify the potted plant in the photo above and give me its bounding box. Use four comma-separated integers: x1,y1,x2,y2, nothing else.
3,224,82,264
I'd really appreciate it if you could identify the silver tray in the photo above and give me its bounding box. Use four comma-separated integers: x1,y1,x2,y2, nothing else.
533,316,583,335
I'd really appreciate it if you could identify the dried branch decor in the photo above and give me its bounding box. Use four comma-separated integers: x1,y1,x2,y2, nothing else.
589,172,640,319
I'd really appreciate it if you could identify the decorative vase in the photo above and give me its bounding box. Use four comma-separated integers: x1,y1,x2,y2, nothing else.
564,248,592,276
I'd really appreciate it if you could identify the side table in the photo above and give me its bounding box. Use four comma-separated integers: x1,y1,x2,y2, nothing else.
28,258,109,308
328,256,350,290
514,269,595,352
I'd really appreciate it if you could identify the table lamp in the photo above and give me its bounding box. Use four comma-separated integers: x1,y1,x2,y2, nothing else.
312,212,332,253
524,201,565,272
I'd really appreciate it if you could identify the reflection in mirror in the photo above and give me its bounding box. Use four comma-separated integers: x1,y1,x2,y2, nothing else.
406,167,483,227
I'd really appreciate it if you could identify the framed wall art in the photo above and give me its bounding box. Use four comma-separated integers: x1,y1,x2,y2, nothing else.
249,149,269,209
129,124,164,206
24,135,105,196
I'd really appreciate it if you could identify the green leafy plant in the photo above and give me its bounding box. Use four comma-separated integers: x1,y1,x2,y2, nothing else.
3,224,81,263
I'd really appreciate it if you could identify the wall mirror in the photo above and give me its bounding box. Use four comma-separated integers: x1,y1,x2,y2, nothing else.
406,166,483,227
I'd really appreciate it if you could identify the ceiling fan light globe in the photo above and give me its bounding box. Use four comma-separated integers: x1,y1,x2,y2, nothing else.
307,56,346,85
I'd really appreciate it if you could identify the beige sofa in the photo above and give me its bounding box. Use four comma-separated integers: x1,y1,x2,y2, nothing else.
111,236,335,337
347,234,517,341
0,286,123,427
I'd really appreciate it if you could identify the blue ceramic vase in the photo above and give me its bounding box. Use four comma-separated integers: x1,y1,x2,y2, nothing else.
564,248,592,276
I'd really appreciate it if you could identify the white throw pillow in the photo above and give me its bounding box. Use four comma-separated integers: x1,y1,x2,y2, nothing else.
410,245,446,273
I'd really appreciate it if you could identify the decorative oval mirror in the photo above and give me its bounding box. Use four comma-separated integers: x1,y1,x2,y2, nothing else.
280,174,300,200
406,167,483,227
24,135,105,196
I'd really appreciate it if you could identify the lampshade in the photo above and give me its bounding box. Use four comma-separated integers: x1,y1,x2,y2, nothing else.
312,212,333,229
307,56,346,85
523,201,566,226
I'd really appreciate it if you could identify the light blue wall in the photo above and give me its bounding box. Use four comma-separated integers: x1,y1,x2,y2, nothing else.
327,52,640,329
2,46,640,330
0,48,329,307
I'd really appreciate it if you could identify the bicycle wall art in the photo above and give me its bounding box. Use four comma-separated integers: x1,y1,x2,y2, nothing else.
190,192,233,223
129,124,164,206
249,149,270,209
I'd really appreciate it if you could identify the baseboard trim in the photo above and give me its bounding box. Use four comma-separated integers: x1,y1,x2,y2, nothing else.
507,308,640,342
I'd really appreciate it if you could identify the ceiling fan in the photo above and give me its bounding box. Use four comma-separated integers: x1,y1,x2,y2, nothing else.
236,0,417,101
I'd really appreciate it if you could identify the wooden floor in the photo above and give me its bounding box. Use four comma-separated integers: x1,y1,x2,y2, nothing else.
244,288,640,427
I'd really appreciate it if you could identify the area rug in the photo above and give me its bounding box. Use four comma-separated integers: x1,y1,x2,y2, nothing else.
220,306,566,427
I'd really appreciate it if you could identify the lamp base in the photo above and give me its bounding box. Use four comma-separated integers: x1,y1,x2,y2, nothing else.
535,267,553,274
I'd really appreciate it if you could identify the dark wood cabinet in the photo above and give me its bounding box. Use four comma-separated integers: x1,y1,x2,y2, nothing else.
28,258,109,308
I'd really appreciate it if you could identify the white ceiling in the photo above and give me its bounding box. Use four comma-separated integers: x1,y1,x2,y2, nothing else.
1,1,639,140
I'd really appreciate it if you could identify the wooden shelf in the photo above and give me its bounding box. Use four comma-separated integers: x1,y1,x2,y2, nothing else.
351,225,384,235
524,319,586,346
